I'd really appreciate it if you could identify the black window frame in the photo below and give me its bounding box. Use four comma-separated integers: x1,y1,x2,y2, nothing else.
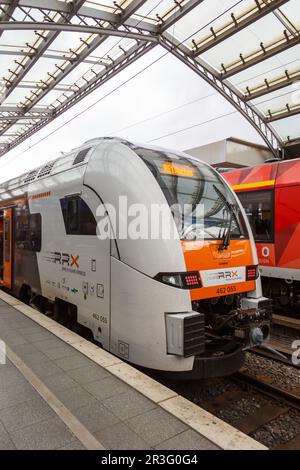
237,189,274,244
15,210,42,252
4,217,10,261
60,196,97,236
134,146,248,241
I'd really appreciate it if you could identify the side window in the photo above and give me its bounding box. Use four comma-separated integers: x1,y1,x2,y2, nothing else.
237,190,274,243
60,196,97,235
4,218,10,261
29,214,42,252
15,209,42,252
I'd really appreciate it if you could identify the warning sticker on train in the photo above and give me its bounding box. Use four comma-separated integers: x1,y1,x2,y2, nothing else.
200,266,245,287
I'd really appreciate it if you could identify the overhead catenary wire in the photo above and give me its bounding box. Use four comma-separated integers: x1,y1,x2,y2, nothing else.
147,109,237,143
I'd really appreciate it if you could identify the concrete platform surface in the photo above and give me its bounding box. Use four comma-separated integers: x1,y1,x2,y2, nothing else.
0,291,266,450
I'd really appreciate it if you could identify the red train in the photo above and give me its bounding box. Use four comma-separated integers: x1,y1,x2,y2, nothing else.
224,158,300,312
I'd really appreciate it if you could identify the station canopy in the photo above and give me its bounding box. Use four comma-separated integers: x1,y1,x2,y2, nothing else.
0,0,299,158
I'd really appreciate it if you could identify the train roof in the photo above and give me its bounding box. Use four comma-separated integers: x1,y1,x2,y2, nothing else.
0,137,208,197
0,137,136,195
224,157,300,191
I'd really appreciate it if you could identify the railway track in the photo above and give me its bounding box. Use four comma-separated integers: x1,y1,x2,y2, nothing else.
153,341,300,450
272,314,300,331
250,315,300,366
234,369,300,411
251,338,299,367
230,368,300,449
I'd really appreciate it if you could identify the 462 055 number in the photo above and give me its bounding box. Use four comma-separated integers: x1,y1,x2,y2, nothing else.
216,285,237,295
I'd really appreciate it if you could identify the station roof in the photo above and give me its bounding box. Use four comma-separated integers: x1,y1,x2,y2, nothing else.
0,0,299,158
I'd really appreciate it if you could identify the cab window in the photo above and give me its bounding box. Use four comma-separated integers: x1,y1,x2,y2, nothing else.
237,190,274,243
60,196,97,235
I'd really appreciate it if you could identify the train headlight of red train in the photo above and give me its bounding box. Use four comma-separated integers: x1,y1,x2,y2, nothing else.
155,271,202,289
246,265,259,281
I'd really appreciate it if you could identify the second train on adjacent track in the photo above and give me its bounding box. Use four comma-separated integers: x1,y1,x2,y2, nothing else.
224,157,300,314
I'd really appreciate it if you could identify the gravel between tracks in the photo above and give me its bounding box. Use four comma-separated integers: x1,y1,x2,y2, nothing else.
244,352,300,392
252,409,300,449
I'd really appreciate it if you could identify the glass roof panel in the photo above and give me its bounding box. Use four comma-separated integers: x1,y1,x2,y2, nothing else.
201,14,286,71
0,52,27,78
166,0,243,45
272,114,300,142
279,0,300,29
230,44,300,91
85,0,122,9
49,32,93,54
18,58,65,83
58,60,105,86
1,86,33,105
0,0,299,157
135,0,177,21
37,89,70,107
252,83,297,113
0,30,38,48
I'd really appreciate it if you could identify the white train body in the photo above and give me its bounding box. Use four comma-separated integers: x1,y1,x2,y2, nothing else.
0,138,272,377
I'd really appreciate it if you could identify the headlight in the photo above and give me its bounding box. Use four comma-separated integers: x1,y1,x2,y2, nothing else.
154,271,201,289
246,265,259,280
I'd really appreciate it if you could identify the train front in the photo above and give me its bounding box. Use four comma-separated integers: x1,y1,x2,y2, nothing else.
132,146,271,378
92,140,272,378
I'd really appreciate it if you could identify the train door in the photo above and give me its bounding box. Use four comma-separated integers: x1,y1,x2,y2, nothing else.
0,208,13,289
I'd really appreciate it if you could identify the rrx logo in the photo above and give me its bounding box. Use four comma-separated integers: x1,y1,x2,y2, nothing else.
217,271,238,280
53,252,79,268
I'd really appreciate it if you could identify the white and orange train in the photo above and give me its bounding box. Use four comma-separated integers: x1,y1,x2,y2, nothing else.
0,137,271,377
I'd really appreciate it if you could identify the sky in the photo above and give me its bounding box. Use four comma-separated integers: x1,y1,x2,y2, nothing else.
0,44,265,184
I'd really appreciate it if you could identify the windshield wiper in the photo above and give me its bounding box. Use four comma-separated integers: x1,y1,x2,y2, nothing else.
213,184,238,250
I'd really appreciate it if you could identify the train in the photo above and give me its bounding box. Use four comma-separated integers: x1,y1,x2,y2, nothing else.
224,158,300,313
0,137,272,378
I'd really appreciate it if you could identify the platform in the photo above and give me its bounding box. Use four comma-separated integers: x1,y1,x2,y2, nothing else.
0,291,266,450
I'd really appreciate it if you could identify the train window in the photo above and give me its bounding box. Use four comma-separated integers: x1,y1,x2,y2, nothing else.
4,218,10,261
237,190,274,243
15,210,41,252
135,147,248,241
29,214,42,252
60,196,97,235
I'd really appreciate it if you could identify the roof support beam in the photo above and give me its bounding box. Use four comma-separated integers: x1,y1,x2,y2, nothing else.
0,0,18,38
245,69,300,101
0,106,51,113
0,115,48,120
159,32,282,156
267,103,300,122
0,0,156,32
0,21,157,42
193,0,289,57
0,81,77,92
0,0,86,107
0,48,111,65
221,33,300,79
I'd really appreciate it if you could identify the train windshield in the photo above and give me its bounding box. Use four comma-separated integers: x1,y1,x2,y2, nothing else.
136,147,248,241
